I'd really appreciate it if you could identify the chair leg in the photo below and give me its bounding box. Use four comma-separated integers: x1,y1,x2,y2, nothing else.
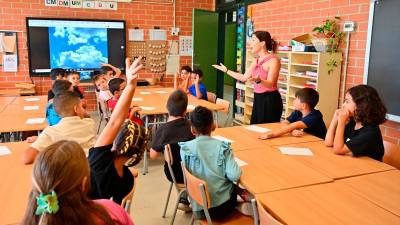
203,208,213,225
162,182,173,218
97,113,103,134
170,189,186,225
189,215,195,225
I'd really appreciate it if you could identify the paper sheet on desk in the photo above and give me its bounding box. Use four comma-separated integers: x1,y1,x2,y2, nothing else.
26,118,45,124
139,91,151,95
155,90,168,94
0,146,11,156
234,157,248,167
140,106,156,111
279,147,314,156
212,135,235,143
187,104,195,110
24,98,40,102
244,125,271,133
132,97,143,102
24,105,39,110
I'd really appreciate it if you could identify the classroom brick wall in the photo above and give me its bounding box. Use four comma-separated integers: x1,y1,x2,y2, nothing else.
0,0,214,110
250,0,400,144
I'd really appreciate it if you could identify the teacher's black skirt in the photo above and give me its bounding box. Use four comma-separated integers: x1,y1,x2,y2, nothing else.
250,90,283,124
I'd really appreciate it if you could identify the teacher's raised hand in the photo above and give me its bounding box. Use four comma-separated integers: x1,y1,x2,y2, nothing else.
212,63,228,73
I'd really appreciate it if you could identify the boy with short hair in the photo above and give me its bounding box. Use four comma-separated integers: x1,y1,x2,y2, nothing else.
107,78,126,111
100,63,122,80
67,71,84,99
48,68,66,101
23,91,96,164
46,80,73,126
259,87,327,139
150,89,195,211
187,68,208,101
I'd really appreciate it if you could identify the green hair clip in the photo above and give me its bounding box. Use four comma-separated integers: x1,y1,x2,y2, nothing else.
35,191,60,216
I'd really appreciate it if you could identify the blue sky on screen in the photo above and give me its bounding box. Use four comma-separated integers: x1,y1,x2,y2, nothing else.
49,27,108,69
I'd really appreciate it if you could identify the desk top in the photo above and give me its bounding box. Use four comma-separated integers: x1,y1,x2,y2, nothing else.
0,104,46,117
256,182,400,225
235,147,332,194
0,142,32,225
272,141,395,180
10,95,47,106
338,170,400,217
0,114,48,132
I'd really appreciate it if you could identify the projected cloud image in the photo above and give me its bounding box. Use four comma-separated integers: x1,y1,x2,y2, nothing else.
49,27,108,69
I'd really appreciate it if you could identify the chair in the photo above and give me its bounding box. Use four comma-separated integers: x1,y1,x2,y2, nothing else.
215,98,231,128
251,199,283,225
181,162,254,225
163,144,187,225
120,170,137,212
383,140,400,169
207,92,217,103
95,91,110,134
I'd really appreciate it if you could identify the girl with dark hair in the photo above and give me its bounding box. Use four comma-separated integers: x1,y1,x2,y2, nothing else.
213,31,282,124
21,140,133,225
325,84,387,161
88,57,150,204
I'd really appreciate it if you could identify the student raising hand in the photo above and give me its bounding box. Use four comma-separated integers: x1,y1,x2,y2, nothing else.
126,57,143,83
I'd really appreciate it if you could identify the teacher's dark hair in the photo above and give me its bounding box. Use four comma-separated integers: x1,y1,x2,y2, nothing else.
253,31,276,52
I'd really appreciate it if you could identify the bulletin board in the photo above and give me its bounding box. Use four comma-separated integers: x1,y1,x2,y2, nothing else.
0,31,18,69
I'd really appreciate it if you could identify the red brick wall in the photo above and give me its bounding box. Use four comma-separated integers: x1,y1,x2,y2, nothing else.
250,0,399,144
0,0,214,110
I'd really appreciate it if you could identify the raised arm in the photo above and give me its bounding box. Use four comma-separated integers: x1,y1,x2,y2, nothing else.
101,63,122,78
212,62,254,83
95,57,143,147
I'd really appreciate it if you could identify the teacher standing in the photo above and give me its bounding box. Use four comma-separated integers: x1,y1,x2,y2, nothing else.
213,31,283,124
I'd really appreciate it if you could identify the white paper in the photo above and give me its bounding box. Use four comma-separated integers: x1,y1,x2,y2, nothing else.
149,29,167,41
212,135,235,143
24,97,40,102
0,146,11,156
234,157,248,167
244,125,271,133
128,29,144,41
155,90,168,94
3,54,18,72
132,97,143,102
187,104,195,110
166,55,180,75
139,91,151,95
278,147,314,156
26,118,45,124
24,105,39,110
140,106,155,111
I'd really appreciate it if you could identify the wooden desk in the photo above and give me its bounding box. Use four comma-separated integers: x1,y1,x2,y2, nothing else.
0,104,46,117
256,182,400,225
272,141,395,179
338,170,400,217
0,114,48,133
0,96,16,106
0,142,32,225
235,147,332,194
10,95,47,107
212,123,321,151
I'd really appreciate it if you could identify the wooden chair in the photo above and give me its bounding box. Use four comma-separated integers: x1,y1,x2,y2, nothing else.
215,98,231,128
207,92,217,103
120,171,137,212
383,140,400,169
181,162,253,225
251,199,283,225
163,144,187,225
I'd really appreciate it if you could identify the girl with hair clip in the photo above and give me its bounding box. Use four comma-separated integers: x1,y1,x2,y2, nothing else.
21,140,134,225
213,31,282,124
325,84,387,161
88,57,150,204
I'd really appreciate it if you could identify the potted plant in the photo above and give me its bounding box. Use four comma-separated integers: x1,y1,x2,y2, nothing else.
312,16,344,74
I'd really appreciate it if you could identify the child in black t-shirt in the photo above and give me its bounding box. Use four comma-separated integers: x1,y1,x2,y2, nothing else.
88,57,150,204
325,85,387,161
48,68,67,101
259,88,326,139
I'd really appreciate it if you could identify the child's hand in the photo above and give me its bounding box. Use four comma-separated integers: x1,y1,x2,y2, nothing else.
259,131,275,140
131,106,142,113
26,136,38,143
125,57,143,84
101,63,111,67
291,129,304,137
212,63,227,73
194,74,200,84
338,108,350,123
130,168,139,177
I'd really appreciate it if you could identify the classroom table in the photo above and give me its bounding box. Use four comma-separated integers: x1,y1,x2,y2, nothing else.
0,114,48,133
212,123,322,151
256,182,400,225
271,141,395,180
0,142,32,225
235,147,332,194
0,96,16,106
338,170,400,217
0,104,46,117
10,95,47,107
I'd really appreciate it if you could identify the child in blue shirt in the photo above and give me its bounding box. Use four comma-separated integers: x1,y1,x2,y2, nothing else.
180,106,250,220
259,87,327,139
187,68,208,101
46,80,73,126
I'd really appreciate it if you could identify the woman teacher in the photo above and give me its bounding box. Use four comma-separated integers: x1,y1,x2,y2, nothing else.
213,31,283,124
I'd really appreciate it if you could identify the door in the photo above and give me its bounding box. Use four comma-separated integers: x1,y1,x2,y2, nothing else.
193,9,219,94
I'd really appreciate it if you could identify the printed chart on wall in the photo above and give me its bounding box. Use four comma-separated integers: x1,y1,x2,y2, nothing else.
0,31,18,72
179,36,192,56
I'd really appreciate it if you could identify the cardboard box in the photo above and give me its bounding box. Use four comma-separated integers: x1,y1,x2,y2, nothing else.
290,34,316,52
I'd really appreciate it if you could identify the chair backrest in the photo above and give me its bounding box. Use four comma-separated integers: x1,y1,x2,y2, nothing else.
216,98,230,114
207,92,217,103
120,171,137,212
164,144,181,188
252,199,283,225
95,91,111,119
181,162,211,209
383,140,400,169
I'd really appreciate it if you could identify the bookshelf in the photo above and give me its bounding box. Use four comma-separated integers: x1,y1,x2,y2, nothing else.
234,51,342,124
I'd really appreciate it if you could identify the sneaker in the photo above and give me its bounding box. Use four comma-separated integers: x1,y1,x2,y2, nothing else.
236,202,253,217
178,203,192,212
